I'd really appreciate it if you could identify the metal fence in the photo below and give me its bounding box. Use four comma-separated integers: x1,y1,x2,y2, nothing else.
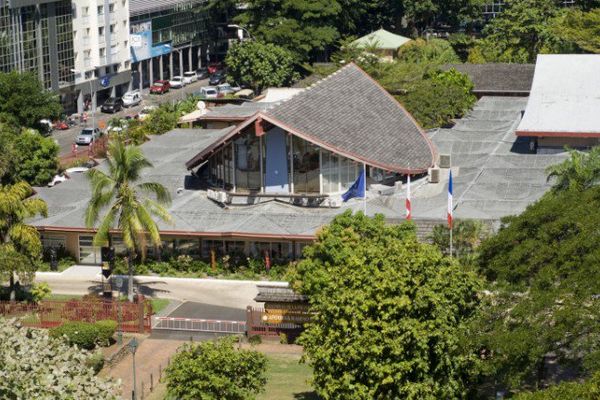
153,316,246,334
0,298,152,333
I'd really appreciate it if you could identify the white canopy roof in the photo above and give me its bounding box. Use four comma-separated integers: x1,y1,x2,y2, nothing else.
516,54,600,137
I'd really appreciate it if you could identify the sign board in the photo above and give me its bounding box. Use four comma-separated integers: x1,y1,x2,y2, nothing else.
130,21,152,62
263,304,311,325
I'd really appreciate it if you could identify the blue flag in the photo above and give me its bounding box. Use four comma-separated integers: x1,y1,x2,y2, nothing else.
342,167,366,202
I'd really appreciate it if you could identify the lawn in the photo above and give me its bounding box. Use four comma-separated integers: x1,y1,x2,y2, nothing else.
46,293,83,301
150,298,170,314
259,353,317,400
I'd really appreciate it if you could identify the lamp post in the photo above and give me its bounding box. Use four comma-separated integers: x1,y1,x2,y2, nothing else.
227,24,253,41
128,337,139,400
71,69,96,128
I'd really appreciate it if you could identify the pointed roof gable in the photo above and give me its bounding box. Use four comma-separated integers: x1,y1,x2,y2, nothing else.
352,29,412,50
186,64,436,173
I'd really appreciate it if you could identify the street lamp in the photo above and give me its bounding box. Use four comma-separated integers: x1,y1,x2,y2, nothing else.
227,24,253,41
128,337,139,400
71,68,96,128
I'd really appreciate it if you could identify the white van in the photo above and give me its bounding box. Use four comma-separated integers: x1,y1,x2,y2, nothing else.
183,71,198,84
122,90,142,107
198,86,218,99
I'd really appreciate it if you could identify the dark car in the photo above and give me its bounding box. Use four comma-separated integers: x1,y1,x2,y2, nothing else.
209,72,225,85
150,80,170,94
100,97,123,113
196,67,209,80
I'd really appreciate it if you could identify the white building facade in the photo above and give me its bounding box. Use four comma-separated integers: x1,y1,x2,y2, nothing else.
71,0,132,113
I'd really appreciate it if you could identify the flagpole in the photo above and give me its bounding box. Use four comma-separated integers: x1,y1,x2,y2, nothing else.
449,224,453,258
363,163,367,215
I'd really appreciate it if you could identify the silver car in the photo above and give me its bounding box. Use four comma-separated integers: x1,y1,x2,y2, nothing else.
75,127,101,145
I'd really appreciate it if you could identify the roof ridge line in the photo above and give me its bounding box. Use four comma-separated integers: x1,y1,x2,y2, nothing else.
306,63,353,91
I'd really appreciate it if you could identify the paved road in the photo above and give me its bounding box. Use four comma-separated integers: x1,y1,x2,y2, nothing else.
35,267,287,309
54,78,209,156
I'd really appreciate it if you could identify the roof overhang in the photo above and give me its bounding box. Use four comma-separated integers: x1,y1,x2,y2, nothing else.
35,225,316,241
515,130,600,138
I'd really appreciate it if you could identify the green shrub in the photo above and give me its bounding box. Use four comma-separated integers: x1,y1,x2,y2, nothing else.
85,351,105,375
30,282,51,302
279,333,288,345
95,320,117,346
248,334,262,346
50,320,116,349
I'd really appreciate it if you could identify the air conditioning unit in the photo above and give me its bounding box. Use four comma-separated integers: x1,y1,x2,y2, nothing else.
439,154,451,169
429,167,440,183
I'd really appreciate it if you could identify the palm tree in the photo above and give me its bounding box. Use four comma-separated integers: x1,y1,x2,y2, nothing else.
546,147,600,193
85,138,171,301
0,182,48,301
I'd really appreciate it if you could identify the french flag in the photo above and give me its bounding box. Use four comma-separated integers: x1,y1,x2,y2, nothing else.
447,170,453,228
405,174,411,220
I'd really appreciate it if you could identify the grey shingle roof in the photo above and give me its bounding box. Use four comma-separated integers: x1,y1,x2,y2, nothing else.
264,63,435,173
443,63,535,94
200,103,275,121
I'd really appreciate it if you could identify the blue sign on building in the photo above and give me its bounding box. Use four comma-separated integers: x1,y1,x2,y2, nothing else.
100,76,110,88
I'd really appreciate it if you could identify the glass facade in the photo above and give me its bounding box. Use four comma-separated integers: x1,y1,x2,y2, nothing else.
0,0,74,90
206,130,361,196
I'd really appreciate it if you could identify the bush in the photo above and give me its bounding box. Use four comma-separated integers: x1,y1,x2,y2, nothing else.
30,282,51,302
50,320,115,350
165,338,267,400
95,320,117,346
248,334,262,346
397,38,460,64
85,351,105,375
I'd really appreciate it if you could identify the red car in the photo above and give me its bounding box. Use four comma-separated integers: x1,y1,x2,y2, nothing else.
207,63,222,74
150,80,170,94
53,120,69,130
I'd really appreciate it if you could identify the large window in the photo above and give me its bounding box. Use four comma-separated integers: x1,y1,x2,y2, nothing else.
78,235,101,264
235,132,261,192
292,136,320,193
321,150,339,193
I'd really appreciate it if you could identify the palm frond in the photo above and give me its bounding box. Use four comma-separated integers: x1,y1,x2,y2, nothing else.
137,182,172,205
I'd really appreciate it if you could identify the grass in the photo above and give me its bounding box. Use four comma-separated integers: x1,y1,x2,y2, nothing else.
150,298,170,314
46,293,83,301
258,353,317,400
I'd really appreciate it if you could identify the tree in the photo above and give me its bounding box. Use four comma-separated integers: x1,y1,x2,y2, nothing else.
471,186,600,390
397,38,461,64
0,71,62,130
235,0,341,62
0,182,47,301
84,139,171,301
394,66,476,129
552,8,600,54
143,105,179,136
291,211,481,399
0,318,119,398
545,147,600,193
225,41,300,93
164,338,267,400
402,0,485,35
514,371,600,399
430,219,491,265
12,129,60,186
475,0,567,63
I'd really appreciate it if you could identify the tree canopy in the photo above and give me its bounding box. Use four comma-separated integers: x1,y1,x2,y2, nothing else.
551,7,600,54
0,318,119,398
292,211,480,399
164,338,267,400
397,38,461,64
0,71,62,129
471,185,600,390
225,40,300,93
0,181,47,300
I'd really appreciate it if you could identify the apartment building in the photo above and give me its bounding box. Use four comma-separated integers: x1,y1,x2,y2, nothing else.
71,0,131,113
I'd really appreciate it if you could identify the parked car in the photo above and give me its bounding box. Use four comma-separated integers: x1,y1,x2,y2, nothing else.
101,97,123,113
53,120,69,130
122,90,142,107
39,119,53,135
234,89,255,100
138,105,157,121
209,72,225,86
207,63,222,74
217,83,241,96
169,76,185,89
197,86,219,99
196,67,209,80
183,71,198,85
150,80,170,94
75,127,102,145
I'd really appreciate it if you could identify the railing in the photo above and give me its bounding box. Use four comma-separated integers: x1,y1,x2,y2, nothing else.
0,298,152,333
153,316,246,334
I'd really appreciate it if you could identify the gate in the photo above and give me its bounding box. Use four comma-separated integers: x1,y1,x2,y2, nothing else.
153,316,246,334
